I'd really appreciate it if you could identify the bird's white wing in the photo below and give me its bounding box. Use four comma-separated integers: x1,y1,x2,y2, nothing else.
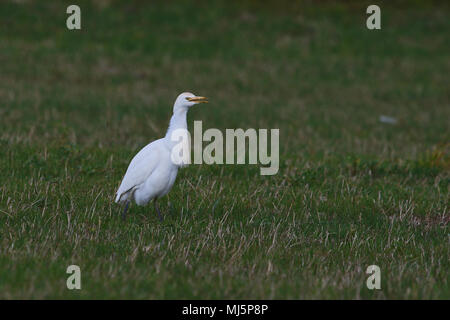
115,139,163,203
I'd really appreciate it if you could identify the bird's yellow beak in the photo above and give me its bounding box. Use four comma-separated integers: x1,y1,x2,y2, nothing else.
187,96,209,103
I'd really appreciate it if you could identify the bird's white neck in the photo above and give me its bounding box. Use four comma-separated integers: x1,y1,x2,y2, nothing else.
164,108,188,146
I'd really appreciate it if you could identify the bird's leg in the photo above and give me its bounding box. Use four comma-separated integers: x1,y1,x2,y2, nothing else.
122,201,130,221
154,198,163,222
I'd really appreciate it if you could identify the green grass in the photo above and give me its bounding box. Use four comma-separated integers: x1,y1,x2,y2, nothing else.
0,0,449,299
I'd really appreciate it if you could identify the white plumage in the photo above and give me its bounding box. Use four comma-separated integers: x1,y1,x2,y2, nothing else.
115,92,208,220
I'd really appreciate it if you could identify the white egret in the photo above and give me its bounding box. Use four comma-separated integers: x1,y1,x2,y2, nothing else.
115,92,209,220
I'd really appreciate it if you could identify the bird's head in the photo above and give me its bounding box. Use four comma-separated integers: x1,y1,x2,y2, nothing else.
173,92,208,113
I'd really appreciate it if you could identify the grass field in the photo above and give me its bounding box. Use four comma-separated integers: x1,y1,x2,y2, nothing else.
0,0,449,299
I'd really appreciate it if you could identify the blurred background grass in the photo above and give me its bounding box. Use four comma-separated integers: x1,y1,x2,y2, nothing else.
0,0,448,299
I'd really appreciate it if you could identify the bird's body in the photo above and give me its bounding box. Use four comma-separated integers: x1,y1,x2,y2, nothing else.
115,138,178,205
115,92,208,220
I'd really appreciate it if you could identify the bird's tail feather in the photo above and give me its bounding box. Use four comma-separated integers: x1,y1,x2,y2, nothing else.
115,187,134,203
